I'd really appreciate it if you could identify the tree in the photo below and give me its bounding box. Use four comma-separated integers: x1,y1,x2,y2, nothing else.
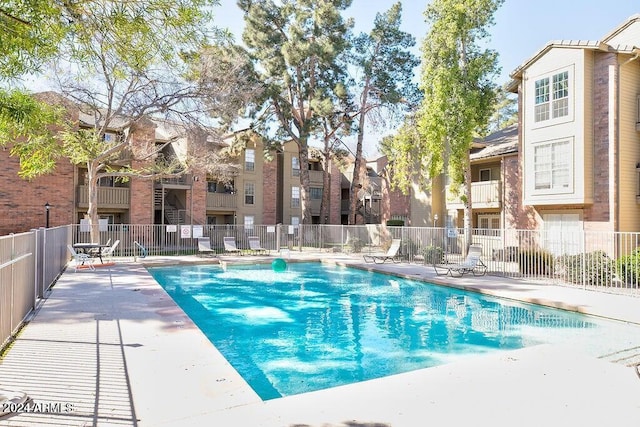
3,0,260,241
347,2,419,224
239,0,353,224
489,84,518,131
388,0,502,248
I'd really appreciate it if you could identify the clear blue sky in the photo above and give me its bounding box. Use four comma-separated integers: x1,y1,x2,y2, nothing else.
215,0,639,85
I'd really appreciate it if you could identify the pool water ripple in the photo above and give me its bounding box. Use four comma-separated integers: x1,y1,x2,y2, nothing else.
148,262,640,400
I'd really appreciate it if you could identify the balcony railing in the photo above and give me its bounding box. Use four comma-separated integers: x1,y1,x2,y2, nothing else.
446,180,501,209
206,192,237,209
77,186,130,208
309,170,324,184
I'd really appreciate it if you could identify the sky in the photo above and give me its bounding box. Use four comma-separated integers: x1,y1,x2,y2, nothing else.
213,0,639,156
215,0,640,85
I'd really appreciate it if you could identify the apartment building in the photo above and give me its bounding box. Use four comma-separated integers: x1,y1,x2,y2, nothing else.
0,95,346,235
507,14,640,236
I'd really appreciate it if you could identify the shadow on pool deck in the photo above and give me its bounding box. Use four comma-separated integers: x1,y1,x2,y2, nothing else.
1,254,640,426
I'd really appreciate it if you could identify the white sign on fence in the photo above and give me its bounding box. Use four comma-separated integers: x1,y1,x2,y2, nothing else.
180,225,191,239
166,225,177,233
193,225,203,238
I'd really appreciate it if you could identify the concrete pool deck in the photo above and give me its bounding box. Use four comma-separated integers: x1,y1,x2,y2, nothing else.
1,253,640,426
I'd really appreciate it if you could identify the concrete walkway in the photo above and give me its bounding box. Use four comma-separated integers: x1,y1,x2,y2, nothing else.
1,254,640,426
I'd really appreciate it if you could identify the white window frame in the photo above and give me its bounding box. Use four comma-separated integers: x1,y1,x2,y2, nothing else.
244,215,254,232
244,182,255,205
534,69,570,123
533,139,572,193
477,214,501,236
245,148,255,172
292,156,300,176
291,186,300,208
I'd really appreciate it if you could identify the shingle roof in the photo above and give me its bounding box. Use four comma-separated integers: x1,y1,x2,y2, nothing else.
470,124,518,160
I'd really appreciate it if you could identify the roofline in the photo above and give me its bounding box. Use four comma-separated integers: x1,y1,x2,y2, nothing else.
601,14,640,43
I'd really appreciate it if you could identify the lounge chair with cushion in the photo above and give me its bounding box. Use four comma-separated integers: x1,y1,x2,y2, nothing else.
67,244,95,272
197,237,216,257
433,244,487,277
248,236,268,255
363,239,403,264
223,236,243,255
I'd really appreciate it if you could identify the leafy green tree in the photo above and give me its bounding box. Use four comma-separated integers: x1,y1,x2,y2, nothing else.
2,0,259,241
347,2,419,224
239,0,353,224
489,84,518,131
388,0,502,247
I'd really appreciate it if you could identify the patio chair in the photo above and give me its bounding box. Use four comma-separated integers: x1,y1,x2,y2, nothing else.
197,237,216,257
433,244,487,277
223,236,243,255
247,236,268,255
67,244,95,272
363,239,403,264
100,239,120,262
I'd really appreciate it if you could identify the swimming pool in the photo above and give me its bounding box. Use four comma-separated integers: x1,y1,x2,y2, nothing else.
148,262,640,400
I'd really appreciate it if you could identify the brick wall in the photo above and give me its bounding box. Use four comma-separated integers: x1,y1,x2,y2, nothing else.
262,153,278,224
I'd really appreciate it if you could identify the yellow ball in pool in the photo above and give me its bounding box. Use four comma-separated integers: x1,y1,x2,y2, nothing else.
272,258,287,272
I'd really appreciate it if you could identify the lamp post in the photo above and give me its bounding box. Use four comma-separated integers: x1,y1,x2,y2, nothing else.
45,202,51,228
433,213,438,228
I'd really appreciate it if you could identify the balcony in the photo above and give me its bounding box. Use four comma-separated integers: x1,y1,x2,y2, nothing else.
77,186,130,208
446,180,501,209
206,192,237,209
309,170,324,184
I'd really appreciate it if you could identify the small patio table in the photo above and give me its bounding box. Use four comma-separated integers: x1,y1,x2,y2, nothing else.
73,243,110,264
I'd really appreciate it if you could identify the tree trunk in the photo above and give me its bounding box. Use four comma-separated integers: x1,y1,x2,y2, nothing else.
462,153,473,254
87,161,101,243
320,148,331,224
349,79,371,225
298,137,312,224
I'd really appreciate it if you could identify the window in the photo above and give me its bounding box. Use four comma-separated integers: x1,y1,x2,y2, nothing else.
477,214,501,236
310,187,323,199
244,182,255,205
292,156,300,176
245,148,255,171
534,77,549,122
534,71,569,123
479,169,491,182
291,216,300,226
244,215,254,231
534,140,571,191
552,71,569,118
207,181,218,193
291,186,300,208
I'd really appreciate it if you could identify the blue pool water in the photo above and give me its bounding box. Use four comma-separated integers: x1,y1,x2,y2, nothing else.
148,262,640,400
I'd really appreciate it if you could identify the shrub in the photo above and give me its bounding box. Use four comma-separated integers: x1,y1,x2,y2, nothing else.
347,236,365,253
386,219,404,226
556,251,616,286
616,249,640,285
400,238,418,258
421,245,444,264
518,249,554,276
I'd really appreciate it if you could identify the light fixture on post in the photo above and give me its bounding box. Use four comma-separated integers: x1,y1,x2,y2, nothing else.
433,213,438,228
45,202,51,228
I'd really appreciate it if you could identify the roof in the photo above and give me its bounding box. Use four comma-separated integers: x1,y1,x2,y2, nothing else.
470,124,518,160
508,14,640,86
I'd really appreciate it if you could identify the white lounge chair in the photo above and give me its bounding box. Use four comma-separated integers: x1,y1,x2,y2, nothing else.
100,239,120,262
433,244,487,277
248,236,268,255
223,237,243,255
363,239,403,264
198,237,216,257
67,244,95,272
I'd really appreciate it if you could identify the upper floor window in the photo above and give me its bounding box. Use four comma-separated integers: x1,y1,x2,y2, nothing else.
244,182,255,205
310,187,323,199
244,215,254,231
103,132,117,143
292,156,300,176
291,186,300,208
479,169,491,182
534,140,571,191
245,148,255,171
534,71,569,123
